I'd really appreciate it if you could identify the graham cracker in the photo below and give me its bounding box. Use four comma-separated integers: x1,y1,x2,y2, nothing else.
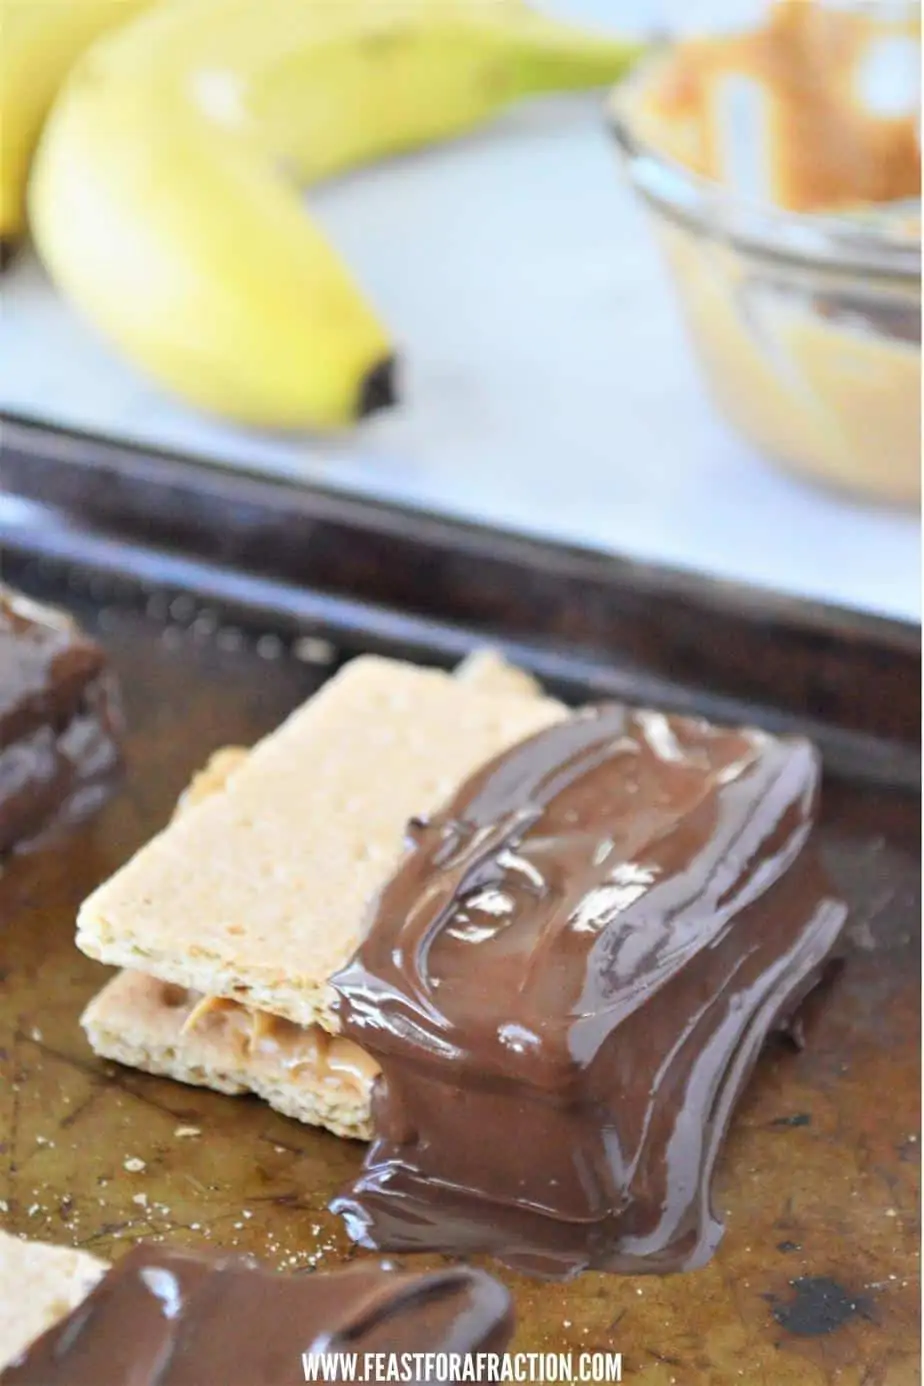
0,1229,105,1371
82,970,375,1140
76,654,562,1030
453,647,543,699
88,742,373,1139
78,652,547,1138
174,745,248,816
173,651,540,822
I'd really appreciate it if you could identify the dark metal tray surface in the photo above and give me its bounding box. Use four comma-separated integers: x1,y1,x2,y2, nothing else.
1,414,919,779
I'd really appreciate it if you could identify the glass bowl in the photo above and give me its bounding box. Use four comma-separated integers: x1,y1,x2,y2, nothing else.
609,53,921,507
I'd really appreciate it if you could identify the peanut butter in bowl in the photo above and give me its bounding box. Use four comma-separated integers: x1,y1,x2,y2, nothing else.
610,0,921,506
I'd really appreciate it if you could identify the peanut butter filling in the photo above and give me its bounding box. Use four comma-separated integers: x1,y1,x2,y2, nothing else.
618,3,920,502
634,1,920,213
165,985,380,1093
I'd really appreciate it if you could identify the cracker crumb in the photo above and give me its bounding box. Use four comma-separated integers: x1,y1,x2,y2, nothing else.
293,636,335,666
174,1126,201,1139
124,1157,146,1173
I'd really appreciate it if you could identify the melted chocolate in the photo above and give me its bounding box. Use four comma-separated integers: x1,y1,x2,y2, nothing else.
331,705,847,1279
0,587,122,854
1,1248,513,1384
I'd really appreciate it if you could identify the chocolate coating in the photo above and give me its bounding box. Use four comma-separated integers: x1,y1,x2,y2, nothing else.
331,705,847,1279
1,1248,513,1384
0,586,122,853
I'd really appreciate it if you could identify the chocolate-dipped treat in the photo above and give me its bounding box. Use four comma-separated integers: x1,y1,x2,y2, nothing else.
0,585,122,854
331,705,847,1279
1,1246,513,1384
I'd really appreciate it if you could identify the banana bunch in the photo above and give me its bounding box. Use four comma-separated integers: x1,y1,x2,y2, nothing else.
0,0,155,255
29,0,645,430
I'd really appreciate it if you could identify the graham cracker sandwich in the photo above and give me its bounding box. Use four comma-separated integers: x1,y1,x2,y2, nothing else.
80,650,560,1138
0,1231,513,1379
0,1230,106,1373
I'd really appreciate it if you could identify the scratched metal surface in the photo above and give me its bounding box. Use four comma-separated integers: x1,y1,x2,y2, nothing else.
0,573,919,1386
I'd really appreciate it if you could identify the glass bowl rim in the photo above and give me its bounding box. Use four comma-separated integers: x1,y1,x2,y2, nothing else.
608,58,922,286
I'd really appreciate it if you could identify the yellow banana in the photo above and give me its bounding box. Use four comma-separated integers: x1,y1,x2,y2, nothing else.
0,0,154,249
29,0,645,430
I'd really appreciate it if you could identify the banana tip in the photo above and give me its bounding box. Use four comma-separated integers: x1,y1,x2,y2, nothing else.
358,354,399,420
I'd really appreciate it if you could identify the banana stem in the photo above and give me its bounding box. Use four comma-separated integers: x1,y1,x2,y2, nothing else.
505,16,648,97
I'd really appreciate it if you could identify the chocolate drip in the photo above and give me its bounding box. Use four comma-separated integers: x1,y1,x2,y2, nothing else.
331,705,847,1279
1,1248,513,1384
0,587,122,853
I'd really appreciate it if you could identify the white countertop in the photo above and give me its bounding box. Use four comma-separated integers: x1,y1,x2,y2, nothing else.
0,0,919,623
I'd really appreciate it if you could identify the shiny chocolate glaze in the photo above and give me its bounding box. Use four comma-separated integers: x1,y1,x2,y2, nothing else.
0,587,122,854
331,705,847,1279
1,1248,513,1384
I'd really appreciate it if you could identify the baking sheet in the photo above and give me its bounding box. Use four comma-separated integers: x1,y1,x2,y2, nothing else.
0,552,919,1385
0,53,919,623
